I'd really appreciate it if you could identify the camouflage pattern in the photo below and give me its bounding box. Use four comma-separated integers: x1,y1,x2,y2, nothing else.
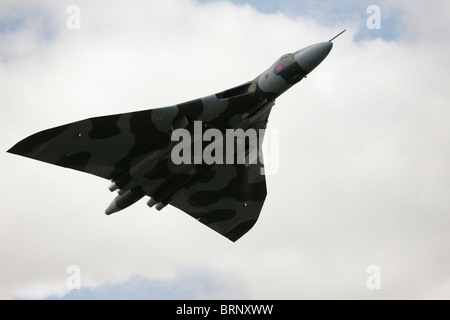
7,41,333,241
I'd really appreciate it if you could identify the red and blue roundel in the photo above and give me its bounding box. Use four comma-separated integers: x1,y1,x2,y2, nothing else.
274,62,285,75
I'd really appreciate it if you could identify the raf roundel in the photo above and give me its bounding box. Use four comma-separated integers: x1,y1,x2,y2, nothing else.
273,62,285,75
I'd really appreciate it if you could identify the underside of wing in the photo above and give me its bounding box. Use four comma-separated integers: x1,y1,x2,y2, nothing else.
168,100,272,241
170,161,267,242
7,104,199,180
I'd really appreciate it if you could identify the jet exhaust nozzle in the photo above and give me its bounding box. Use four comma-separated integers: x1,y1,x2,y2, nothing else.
108,181,118,192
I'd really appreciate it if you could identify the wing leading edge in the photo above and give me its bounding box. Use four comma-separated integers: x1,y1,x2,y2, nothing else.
7,103,196,180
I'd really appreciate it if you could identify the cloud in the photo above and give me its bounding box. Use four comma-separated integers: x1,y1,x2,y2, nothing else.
0,1,59,61
1,0,450,300
14,267,245,300
219,0,404,41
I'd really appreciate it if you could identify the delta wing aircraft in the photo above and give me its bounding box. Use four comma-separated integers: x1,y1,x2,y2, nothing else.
8,31,344,241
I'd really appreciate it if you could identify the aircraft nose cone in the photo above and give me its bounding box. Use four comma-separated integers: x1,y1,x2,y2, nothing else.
295,42,333,73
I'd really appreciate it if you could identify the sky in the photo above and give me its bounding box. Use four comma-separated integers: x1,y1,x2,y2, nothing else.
1,0,450,299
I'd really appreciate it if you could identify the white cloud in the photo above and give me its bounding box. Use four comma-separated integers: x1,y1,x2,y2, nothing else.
15,267,244,300
1,0,449,299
